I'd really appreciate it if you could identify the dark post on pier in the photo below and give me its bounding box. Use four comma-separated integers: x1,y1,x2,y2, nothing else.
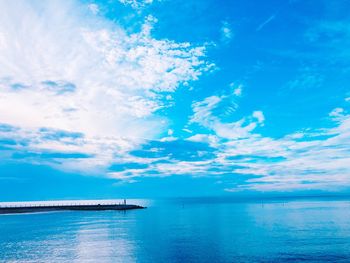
0,201,145,214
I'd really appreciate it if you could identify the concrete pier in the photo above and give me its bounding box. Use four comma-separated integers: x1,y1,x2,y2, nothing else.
0,202,145,214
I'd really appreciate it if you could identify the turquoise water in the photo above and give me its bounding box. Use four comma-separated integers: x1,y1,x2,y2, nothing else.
1,199,350,262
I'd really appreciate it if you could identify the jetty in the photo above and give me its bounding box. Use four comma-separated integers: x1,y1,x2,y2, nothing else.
0,200,145,214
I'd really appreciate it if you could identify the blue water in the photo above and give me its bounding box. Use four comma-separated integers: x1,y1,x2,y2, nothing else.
1,199,350,262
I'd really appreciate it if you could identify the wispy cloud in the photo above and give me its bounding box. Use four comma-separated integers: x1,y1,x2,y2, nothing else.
87,3,99,14
118,0,158,9
190,91,263,139
256,14,276,31
220,21,233,43
105,94,350,192
286,66,324,90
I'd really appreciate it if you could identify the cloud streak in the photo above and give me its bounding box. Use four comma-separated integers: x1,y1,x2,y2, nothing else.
256,14,276,31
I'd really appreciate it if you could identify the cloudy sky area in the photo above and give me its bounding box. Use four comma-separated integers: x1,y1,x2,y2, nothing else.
0,0,350,200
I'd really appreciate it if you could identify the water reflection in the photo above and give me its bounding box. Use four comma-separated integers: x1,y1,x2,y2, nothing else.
74,216,136,262
1,200,350,262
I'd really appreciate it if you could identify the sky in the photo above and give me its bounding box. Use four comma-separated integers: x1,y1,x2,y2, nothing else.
0,0,350,200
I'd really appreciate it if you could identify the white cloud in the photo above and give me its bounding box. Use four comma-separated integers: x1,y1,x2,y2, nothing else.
190,94,264,139
233,88,242,96
187,134,219,147
190,95,222,126
187,92,350,192
329,107,345,119
230,83,243,97
97,87,350,193
252,111,265,124
220,21,233,43
118,0,157,9
78,97,350,192
87,3,99,14
182,128,192,133
0,0,211,172
221,108,350,191
2,1,350,194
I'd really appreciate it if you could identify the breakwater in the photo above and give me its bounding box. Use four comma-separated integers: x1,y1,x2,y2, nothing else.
0,202,145,214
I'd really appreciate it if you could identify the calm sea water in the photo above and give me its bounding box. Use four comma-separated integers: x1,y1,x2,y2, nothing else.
1,199,350,262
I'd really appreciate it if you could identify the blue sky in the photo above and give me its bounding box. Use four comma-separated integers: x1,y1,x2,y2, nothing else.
0,0,350,200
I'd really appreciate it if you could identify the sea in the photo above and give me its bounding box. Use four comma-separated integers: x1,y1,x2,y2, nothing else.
1,197,350,262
